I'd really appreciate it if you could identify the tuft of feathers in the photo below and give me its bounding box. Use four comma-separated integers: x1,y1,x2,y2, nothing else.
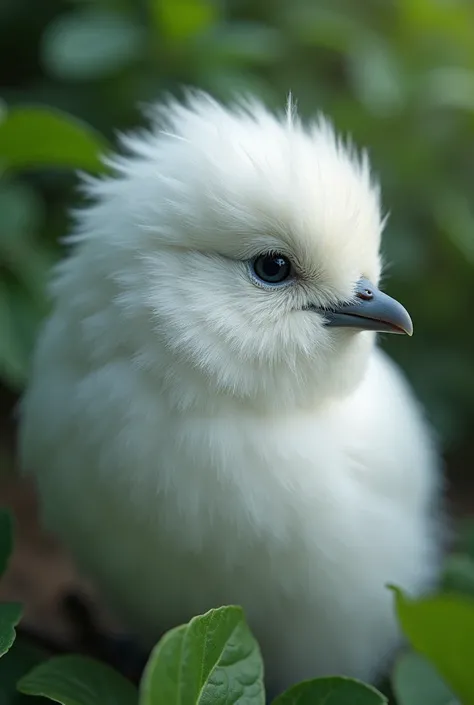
19,91,444,696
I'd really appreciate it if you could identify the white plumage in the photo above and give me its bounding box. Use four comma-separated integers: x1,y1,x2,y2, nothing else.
19,92,443,694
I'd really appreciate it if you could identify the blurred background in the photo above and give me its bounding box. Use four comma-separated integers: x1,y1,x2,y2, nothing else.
1,0,474,656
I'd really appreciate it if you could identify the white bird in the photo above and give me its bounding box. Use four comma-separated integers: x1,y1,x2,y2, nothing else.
19,92,444,695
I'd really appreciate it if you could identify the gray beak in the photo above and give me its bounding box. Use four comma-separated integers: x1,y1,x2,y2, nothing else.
318,278,413,336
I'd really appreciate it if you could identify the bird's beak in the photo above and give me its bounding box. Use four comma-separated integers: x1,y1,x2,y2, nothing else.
318,278,413,336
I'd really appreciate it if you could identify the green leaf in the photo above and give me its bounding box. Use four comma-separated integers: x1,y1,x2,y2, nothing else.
18,654,139,705
392,587,474,705
392,651,459,705
42,10,145,81
139,605,265,705
0,509,13,578
0,639,46,705
0,107,109,173
272,676,387,704
0,603,22,658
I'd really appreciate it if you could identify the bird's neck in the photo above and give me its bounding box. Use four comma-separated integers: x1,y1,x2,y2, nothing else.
156,347,371,417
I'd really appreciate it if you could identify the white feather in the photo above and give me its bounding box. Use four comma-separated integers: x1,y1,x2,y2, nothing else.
19,91,444,694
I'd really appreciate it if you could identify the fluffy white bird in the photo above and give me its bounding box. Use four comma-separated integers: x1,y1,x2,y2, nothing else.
19,92,444,695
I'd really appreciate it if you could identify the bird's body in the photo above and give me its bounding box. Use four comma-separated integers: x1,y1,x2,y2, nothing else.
19,92,443,694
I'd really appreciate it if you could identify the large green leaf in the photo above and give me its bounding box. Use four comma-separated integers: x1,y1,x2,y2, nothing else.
0,509,13,578
0,639,46,705
392,651,459,705
18,655,139,705
0,107,109,173
139,605,265,705
272,677,387,705
393,587,474,705
0,603,22,658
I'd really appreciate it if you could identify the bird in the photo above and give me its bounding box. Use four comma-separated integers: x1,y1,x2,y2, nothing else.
18,91,445,696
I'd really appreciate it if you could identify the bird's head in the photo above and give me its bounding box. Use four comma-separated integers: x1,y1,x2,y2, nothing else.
72,91,412,411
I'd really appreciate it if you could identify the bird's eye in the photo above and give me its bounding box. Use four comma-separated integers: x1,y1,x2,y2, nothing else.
252,253,292,285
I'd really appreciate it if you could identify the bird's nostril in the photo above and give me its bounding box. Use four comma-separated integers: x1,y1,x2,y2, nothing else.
357,288,373,301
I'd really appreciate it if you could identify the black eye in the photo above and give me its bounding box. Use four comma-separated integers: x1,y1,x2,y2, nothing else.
252,253,292,285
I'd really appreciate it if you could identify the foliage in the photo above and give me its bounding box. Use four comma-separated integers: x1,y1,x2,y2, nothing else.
18,655,138,705
392,587,473,704
139,606,264,704
0,0,474,457
2,506,474,704
392,651,458,705
271,678,388,705
0,108,109,175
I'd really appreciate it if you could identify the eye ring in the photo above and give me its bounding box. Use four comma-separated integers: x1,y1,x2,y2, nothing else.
250,253,293,287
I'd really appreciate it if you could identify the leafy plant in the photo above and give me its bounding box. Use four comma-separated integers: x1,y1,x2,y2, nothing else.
0,106,110,389
1,506,474,704
18,655,139,705
0,108,109,175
